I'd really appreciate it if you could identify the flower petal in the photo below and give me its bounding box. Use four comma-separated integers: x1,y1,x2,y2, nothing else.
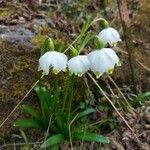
68,55,90,76
38,51,68,75
88,48,120,78
99,27,121,46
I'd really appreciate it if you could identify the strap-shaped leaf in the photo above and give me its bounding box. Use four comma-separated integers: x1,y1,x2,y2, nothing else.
41,134,64,148
55,109,68,135
14,119,41,128
77,107,96,119
73,131,110,144
132,92,150,108
22,104,40,121
51,84,61,110
34,86,50,116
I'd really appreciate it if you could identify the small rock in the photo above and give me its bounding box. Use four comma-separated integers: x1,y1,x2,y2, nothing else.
18,17,26,23
140,143,150,150
143,107,150,123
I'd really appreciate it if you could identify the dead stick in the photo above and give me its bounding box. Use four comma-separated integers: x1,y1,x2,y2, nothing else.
0,75,44,128
88,73,139,143
116,0,136,87
107,75,133,109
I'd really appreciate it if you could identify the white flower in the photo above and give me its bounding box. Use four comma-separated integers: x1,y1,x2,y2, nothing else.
98,27,121,46
88,48,120,78
38,51,68,75
68,55,90,76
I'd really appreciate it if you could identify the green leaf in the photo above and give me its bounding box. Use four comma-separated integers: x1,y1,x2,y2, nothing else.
14,119,41,128
51,84,61,111
51,144,60,150
132,92,150,108
22,104,40,120
80,16,93,36
34,86,51,116
41,134,64,148
20,130,32,149
41,38,54,55
75,16,93,51
53,39,68,52
73,131,110,144
78,31,94,51
77,107,96,119
55,109,68,135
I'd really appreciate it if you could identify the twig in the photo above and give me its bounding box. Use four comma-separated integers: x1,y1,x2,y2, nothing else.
63,34,81,53
116,0,136,86
107,75,133,109
87,119,107,128
13,143,16,150
44,114,53,150
64,17,109,54
69,114,79,150
0,75,44,128
44,115,53,140
83,75,91,95
136,59,150,72
0,141,43,149
88,73,139,143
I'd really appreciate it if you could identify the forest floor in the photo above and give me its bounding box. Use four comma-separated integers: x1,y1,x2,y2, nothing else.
0,0,150,149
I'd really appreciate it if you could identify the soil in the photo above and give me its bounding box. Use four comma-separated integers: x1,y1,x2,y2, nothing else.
0,0,150,149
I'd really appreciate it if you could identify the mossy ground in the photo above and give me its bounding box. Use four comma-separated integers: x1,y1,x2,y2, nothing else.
0,8,14,20
0,40,39,138
0,0,150,149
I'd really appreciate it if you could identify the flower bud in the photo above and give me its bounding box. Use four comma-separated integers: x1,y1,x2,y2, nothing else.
70,45,79,56
100,19,109,29
96,36,104,49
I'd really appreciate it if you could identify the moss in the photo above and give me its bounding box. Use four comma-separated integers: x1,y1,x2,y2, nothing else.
0,8,14,20
31,34,49,48
0,40,39,138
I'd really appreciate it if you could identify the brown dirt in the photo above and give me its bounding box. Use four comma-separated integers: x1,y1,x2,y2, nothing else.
0,0,149,149
0,40,39,138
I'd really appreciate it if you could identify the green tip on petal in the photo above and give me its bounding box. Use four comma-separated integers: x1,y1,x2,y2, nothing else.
117,60,122,66
53,68,59,75
76,72,82,77
112,42,117,47
43,72,47,75
95,71,101,78
64,68,68,72
68,70,73,76
38,66,41,71
108,68,114,74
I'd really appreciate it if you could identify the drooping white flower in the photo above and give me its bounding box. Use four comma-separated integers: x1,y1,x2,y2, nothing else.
98,27,121,46
88,48,120,78
68,55,90,76
38,51,68,75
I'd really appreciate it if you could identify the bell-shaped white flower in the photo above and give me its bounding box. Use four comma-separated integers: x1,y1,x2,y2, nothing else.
98,27,121,46
68,55,90,77
38,51,68,75
88,48,120,78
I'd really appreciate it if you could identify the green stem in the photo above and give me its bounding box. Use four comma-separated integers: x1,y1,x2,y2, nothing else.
67,76,75,125
62,75,72,111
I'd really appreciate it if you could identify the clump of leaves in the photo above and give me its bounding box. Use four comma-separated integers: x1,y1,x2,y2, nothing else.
14,84,110,149
131,92,150,108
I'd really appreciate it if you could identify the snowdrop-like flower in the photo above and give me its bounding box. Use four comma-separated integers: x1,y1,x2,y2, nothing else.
68,55,90,77
98,27,121,46
38,51,68,75
88,48,120,78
